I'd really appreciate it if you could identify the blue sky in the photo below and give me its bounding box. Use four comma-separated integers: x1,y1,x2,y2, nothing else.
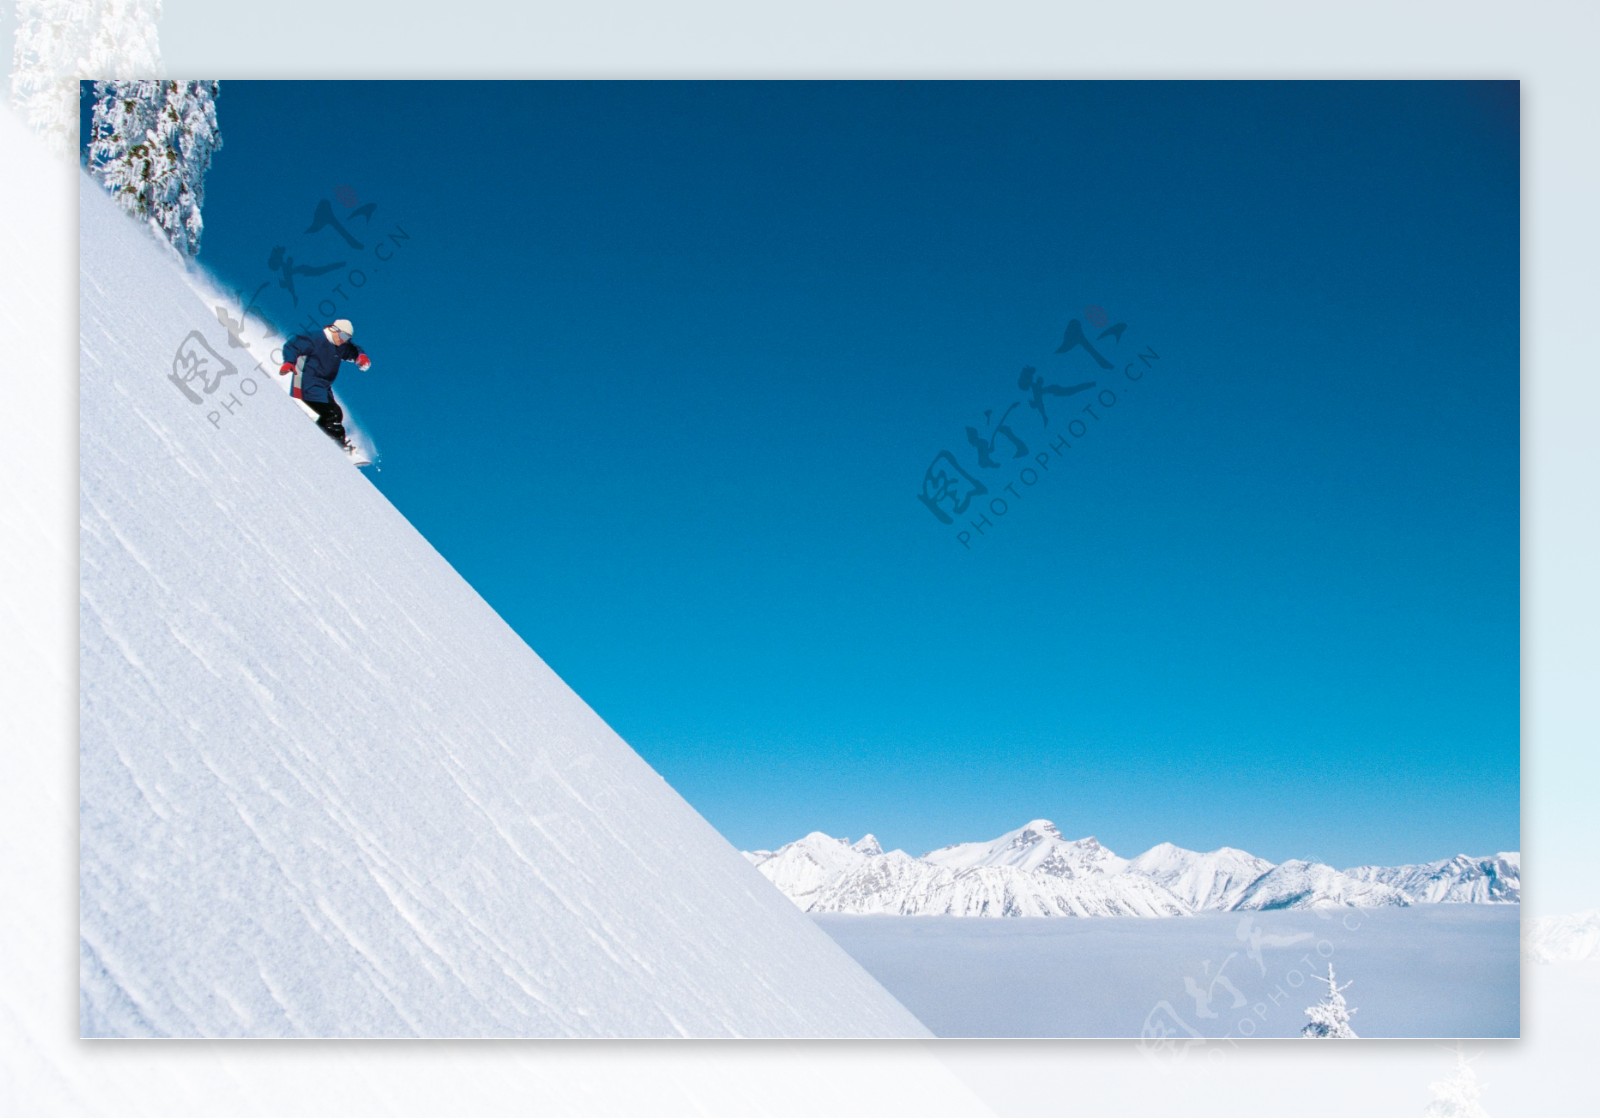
125,80,1519,865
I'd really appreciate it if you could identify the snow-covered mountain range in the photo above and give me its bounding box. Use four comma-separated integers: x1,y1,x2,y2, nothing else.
1344,852,1521,904
743,820,1521,917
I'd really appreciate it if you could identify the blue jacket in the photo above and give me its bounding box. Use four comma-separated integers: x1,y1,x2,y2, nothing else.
283,330,368,404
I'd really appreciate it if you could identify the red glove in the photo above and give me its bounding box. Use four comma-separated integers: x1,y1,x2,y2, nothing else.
278,361,295,375
356,354,372,371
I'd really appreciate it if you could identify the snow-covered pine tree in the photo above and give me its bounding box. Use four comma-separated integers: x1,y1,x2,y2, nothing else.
88,79,221,257
1299,962,1359,1038
1424,1046,1489,1117
157,79,221,255
88,80,160,235
10,0,163,155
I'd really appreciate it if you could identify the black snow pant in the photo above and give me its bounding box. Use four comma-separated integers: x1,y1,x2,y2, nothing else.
304,396,347,446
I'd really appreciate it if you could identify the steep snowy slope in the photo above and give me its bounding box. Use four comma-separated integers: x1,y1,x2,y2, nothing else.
77,177,929,1039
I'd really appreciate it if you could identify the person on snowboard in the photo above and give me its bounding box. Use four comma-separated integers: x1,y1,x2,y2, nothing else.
278,318,372,450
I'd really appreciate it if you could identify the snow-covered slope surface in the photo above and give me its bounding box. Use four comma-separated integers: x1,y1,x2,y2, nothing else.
77,178,929,1039
1526,910,1600,963
745,824,1516,917
1344,852,1521,904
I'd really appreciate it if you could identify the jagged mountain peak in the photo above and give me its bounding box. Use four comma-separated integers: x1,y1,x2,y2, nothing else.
1128,841,1276,911
852,834,884,856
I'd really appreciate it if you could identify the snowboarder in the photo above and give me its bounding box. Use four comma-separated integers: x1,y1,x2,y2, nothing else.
278,318,372,450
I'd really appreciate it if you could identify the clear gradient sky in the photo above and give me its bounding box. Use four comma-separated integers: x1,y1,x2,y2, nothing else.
117,80,1520,866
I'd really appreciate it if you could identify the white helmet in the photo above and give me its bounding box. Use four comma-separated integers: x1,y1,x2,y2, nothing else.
330,318,354,338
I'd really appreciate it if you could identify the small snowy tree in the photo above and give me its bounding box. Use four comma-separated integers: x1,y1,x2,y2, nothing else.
10,0,163,155
1299,962,1359,1038
88,79,221,257
1425,1046,1489,1117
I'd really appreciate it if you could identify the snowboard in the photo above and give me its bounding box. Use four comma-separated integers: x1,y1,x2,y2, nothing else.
293,397,372,467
